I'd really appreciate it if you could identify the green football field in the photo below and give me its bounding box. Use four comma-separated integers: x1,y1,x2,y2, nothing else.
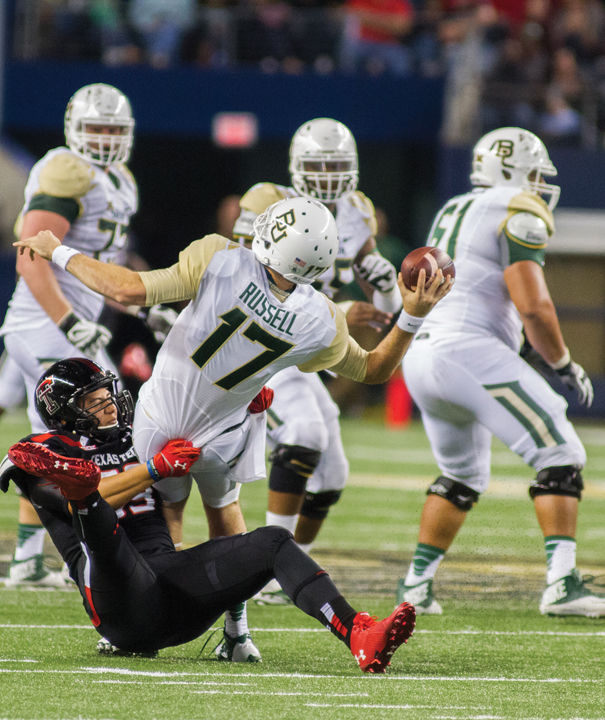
1,408,604,720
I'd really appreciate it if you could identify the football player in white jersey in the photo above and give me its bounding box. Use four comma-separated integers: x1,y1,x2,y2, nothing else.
232,118,403,603
15,195,453,657
397,127,604,618
0,83,137,587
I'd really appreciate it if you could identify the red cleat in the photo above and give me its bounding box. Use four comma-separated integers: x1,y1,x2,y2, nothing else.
350,602,416,673
8,442,101,501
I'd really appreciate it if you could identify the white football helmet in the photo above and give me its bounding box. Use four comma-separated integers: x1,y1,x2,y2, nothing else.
64,83,134,166
289,118,358,203
252,197,338,285
470,127,559,209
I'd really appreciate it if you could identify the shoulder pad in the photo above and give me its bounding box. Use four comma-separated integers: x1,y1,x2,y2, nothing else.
348,191,378,235
505,191,554,235
240,183,287,214
503,211,549,249
38,152,94,199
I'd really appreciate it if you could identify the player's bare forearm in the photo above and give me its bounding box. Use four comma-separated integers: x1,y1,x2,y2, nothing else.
14,230,147,305
98,464,154,509
521,306,567,366
363,324,415,384
65,254,146,305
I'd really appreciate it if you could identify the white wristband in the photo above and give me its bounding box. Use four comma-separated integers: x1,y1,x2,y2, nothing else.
396,308,424,334
51,245,81,270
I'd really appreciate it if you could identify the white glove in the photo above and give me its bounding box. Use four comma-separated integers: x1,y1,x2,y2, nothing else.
59,311,112,355
354,252,397,293
146,305,178,344
556,360,594,407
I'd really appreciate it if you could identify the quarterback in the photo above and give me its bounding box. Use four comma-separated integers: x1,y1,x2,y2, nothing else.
233,118,403,603
397,127,604,617
0,83,137,587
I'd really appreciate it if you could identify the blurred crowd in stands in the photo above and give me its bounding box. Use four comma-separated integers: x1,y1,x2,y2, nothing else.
11,0,605,147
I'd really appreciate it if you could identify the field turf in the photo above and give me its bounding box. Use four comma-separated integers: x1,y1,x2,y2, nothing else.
1,408,604,720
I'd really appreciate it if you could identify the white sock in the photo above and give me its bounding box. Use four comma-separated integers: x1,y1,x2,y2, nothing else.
224,602,248,637
404,543,445,585
266,511,298,534
296,541,312,554
14,525,46,561
545,536,576,584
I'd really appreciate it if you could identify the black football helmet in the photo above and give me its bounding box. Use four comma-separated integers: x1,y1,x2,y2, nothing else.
34,358,133,439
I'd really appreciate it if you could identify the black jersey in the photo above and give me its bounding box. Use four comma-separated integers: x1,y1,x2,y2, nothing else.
17,427,174,564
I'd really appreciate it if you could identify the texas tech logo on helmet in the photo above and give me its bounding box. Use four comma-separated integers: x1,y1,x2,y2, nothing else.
36,377,60,416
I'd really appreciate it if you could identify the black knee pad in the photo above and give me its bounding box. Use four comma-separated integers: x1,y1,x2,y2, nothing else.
529,465,583,500
268,444,321,494
426,476,479,511
299,489,342,520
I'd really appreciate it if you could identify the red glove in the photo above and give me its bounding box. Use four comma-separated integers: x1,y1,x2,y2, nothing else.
147,439,200,480
8,441,101,501
248,386,274,414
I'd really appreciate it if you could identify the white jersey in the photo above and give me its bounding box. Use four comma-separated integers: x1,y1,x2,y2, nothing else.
1,147,137,334
418,186,554,352
136,235,366,447
233,182,377,299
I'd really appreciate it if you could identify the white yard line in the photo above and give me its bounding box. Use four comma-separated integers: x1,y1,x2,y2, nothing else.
1,624,605,637
0,667,602,684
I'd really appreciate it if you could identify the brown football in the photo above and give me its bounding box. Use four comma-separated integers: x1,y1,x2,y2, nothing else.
401,246,455,290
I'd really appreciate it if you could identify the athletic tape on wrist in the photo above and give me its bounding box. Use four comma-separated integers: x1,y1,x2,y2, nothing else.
549,348,571,371
51,245,81,270
396,309,424,334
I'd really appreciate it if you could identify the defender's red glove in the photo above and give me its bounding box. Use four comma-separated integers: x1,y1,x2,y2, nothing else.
146,439,200,480
248,386,274,414
8,441,101,501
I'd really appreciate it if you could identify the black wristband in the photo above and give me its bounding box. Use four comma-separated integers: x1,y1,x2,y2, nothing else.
58,311,78,334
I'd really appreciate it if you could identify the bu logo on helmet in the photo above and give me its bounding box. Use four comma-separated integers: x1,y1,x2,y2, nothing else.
36,378,60,415
270,209,296,243
490,139,514,169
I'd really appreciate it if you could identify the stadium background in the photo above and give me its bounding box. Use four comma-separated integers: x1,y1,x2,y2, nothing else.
1,0,604,417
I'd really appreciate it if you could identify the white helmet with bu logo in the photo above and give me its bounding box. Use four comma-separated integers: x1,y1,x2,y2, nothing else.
289,118,358,203
470,127,560,209
64,83,134,166
252,197,338,284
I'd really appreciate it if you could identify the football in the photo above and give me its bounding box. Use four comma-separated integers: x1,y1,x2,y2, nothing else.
401,246,455,290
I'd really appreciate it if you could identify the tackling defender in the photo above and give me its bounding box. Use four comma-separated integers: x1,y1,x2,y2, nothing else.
0,357,416,672
232,118,403,603
397,127,604,617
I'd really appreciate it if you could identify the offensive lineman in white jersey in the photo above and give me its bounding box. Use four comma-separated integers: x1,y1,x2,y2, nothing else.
0,83,138,588
15,195,452,658
232,118,403,604
397,127,605,618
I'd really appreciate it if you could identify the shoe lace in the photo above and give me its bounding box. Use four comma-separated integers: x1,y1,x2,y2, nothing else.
353,612,377,631
197,627,223,658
